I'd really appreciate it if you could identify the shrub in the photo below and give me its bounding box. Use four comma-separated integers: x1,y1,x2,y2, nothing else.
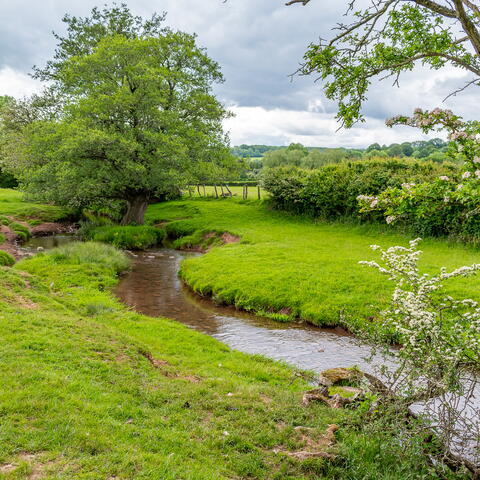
262,159,457,219
359,176,480,243
84,225,166,250
47,241,129,273
0,169,18,188
0,250,15,266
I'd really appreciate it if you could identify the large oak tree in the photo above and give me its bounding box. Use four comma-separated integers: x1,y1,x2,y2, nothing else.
4,4,234,224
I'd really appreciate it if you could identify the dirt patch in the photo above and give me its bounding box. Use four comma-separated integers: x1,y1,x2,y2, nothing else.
219,232,240,244
31,222,76,237
0,452,60,479
273,424,338,460
14,295,38,310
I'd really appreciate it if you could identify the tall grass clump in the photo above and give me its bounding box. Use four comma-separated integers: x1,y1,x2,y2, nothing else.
84,225,166,250
47,241,129,273
0,250,15,266
9,222,31,242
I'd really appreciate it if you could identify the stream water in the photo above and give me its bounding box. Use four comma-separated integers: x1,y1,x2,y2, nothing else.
113,248,382,375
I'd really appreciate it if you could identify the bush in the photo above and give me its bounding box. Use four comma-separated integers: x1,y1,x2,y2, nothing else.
359,176,480,243
0,250,15,266
262,158,458,219
85,225,166,250
0,169,18,188
47,241,129,273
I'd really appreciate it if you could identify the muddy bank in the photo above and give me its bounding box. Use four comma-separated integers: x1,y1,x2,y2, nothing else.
1,222,77,259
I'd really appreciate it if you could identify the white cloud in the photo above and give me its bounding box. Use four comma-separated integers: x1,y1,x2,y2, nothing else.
224,106,440,148
0,67,42,98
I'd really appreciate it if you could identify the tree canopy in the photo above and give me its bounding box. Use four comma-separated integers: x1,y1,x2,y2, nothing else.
3,4,234,224
286,0,480,127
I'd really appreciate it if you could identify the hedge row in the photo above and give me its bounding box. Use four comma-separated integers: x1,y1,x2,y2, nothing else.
261,159,458,220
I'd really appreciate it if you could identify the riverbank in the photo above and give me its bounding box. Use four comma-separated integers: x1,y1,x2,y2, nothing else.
0,188,74,259
146,198,480,334
0,241,466,478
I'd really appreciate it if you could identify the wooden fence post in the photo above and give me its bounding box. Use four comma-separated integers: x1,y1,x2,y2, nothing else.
257,185,261,199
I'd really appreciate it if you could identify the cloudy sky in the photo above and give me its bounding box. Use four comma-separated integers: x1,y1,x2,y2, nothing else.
0,0,477,147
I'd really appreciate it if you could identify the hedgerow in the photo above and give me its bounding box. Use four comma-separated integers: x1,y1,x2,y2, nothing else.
262,158,458,220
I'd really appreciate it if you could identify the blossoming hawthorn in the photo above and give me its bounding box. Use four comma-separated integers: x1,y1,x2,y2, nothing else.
360,238,480,400
357,108,480,240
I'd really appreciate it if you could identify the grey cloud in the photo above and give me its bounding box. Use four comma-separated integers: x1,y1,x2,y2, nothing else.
0,0,475,145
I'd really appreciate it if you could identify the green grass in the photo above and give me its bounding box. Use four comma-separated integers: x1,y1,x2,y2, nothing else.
0,250,14,266
84,225,166,250
0,189,71,223
146,198,480,334
0,241,462,478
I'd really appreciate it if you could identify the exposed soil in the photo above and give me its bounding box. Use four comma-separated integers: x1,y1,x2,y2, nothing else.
0,222,76,260
31,222,76,237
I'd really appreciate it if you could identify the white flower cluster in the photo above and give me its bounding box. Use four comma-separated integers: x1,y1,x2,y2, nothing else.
356,194,379,208
360,239,480,397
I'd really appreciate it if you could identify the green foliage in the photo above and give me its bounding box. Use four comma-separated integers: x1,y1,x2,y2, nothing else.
261,159,456,219
0,169,17,188
3,5,234,225
0,250,15,266
85,225,166,250
146,199,480,333
360,177,480,244
298,1,480,126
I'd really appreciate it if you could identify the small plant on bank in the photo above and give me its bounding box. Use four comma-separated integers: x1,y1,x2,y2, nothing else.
360,238,480,470
0,250,15,266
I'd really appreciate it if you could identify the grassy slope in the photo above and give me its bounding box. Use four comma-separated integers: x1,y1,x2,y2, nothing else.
146,199,480,330
0,189,69,223
0,242,462,479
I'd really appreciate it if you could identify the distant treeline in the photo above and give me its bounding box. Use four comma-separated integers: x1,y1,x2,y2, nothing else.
234,139,453,180
232,139,448,160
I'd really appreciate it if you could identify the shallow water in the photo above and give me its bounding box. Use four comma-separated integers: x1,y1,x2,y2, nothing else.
24,234,81,250
114,248,382,374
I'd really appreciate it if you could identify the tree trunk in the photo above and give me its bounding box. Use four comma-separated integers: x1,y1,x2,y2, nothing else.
121,195,148,225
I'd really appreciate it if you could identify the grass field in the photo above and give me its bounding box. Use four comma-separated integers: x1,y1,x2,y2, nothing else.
0,241,459,479
0,189,70,223
185,185,268,199
146,198,480,333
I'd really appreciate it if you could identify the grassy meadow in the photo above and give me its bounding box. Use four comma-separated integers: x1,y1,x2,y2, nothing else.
0,189,70,223
0,240,459,479
146,198,480,332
